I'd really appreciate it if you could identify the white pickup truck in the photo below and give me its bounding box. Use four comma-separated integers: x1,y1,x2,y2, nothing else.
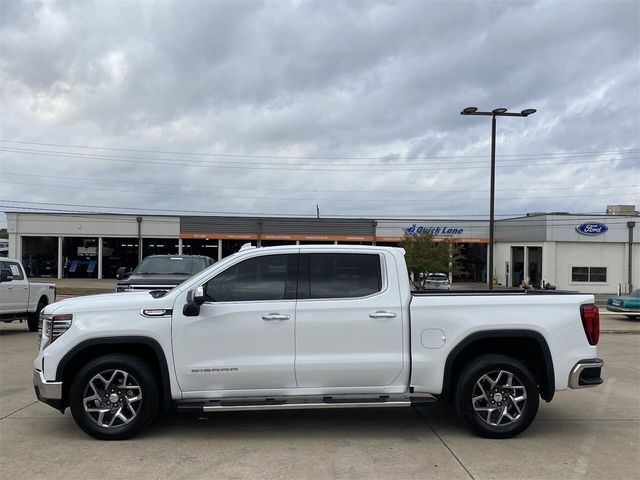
33,245,603,440
1,258,56,332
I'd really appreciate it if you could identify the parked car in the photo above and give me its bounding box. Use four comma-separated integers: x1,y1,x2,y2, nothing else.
0,258,56,331
422,272,451,290
606,289,640,318
116,255,215,292
34,245,603,440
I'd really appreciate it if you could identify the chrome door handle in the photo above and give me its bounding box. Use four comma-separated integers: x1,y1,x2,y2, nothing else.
7,286,13,290
369,311,396,318
262,313,290,321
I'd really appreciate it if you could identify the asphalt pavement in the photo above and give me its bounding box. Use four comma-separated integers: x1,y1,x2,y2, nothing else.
0,323,638,480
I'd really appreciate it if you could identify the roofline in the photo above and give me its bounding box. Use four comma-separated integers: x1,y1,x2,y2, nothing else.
3,210,637,223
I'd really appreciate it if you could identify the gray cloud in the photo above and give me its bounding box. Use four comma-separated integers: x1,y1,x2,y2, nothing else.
0,0,638,226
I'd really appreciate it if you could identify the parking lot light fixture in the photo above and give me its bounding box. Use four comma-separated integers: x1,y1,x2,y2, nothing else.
460,106,537,289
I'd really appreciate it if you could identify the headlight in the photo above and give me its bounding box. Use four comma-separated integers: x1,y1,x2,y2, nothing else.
39,313,73,350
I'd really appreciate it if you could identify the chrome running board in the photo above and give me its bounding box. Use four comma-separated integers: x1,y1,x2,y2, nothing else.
177,395,435,414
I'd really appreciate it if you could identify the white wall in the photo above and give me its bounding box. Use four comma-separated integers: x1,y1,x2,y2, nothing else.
495,241,639,293
6,213,179,238
555,242,637,294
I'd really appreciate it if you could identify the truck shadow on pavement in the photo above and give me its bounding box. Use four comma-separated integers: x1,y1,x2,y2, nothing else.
141,407,458,441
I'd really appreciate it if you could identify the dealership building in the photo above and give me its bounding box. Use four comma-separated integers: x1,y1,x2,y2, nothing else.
4,206,638,294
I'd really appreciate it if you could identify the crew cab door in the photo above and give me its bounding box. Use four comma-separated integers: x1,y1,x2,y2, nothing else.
0,261,29,314
172,252,298,393
294,251,405,389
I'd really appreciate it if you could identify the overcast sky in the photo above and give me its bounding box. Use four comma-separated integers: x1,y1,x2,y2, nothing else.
1,0,639,228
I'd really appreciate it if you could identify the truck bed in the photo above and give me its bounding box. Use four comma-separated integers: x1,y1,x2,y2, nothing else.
412,289,582,296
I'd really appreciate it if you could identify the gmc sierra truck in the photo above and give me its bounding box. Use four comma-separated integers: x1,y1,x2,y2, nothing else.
33,245,603,440
1,258,55,331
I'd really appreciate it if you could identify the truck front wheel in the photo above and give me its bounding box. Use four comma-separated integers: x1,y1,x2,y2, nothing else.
69,354,159,440
455,354,539,439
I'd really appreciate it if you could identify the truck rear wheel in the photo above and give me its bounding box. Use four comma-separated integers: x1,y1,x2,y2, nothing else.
69,354,159,440
455,354,539,439
27,298,47,332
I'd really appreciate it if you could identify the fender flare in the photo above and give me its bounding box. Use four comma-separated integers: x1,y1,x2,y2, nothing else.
442,329,555,401
56,336,173,411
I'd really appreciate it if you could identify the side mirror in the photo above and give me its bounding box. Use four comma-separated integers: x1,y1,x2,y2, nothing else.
183,286,206,317
193,286,205,305
0,270,13,283
116,266,131,280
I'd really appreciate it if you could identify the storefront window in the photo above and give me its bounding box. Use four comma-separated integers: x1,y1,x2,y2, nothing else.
222,240,252,258
182,239,219,258
102,238,139,278
62,237,98,278
21,236,58,278
589,267,607,282
142,238,179,257
572,267,607,282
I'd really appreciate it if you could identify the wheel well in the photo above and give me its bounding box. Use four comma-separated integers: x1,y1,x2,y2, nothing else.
58,339,171,413
443,332,555,402
38,296,48,306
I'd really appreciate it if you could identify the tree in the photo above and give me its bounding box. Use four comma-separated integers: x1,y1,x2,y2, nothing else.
401,232,463,290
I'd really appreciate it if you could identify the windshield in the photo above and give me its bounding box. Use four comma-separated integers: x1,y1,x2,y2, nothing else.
135,257,209,275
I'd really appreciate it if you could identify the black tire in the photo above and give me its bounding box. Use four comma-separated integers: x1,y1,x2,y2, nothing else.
455,354,539,439
69,354,159,440
27,298,47,332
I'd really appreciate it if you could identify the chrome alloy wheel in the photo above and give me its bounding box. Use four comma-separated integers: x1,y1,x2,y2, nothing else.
471,369,527,427
82,369,143,428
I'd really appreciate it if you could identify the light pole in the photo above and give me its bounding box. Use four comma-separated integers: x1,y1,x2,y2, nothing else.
460,106,537,289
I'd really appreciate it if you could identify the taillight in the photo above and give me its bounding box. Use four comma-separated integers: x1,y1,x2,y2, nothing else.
580,304,600,346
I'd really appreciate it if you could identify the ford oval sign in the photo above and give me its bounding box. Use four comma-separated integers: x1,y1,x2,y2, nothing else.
576,223,608,236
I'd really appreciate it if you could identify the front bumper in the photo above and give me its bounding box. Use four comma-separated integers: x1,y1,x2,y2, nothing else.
606,305,639,314
33,369,64,412
569,358,604,389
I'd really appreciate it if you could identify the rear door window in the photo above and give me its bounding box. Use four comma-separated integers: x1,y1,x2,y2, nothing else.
306,253,382,299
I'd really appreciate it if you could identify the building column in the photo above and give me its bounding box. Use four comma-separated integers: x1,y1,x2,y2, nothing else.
137,217,143,263
542,242,556,286
8,233,19,259
217,239,222,261
16,235,22,263
57,236,63,279
524,246,530,281
178,238,183,255
486,243,490,285
97,237,103,279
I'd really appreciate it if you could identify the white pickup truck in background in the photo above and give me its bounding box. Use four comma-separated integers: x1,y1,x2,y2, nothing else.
1,258,56,332
33,245,603,440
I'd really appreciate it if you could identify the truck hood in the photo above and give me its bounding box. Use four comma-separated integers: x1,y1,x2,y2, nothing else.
116,274,190,287
46,291,175,315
